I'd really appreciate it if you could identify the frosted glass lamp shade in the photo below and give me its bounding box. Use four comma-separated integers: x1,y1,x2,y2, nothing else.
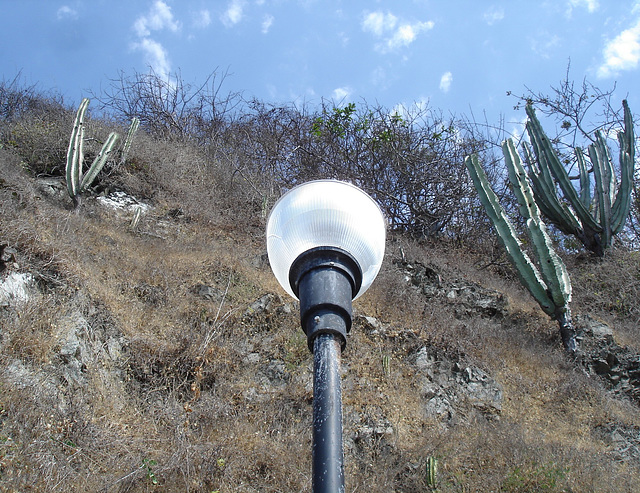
266,180,386,300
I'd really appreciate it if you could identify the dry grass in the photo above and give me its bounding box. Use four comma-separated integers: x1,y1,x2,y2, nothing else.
569,248,640,349
2,107,640,492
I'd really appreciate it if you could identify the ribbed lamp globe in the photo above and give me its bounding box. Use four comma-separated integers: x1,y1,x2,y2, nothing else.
266,180,386,300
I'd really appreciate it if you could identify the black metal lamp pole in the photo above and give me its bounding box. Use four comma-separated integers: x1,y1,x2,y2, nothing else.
312,333,344,492
290,247,361,493
266,180,386,492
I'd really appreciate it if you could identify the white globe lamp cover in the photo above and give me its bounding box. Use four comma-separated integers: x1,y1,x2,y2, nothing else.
266,180,386,300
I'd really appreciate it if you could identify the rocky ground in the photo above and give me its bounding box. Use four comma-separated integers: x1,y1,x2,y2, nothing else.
2,152,640,491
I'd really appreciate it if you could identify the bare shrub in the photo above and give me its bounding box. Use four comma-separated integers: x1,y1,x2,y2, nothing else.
93,68,241,144
0,75,71,176
569,247,640,347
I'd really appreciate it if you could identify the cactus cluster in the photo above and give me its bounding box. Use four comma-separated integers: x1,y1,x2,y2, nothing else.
465,140,576,353
523,101,635,256
65,98,139,207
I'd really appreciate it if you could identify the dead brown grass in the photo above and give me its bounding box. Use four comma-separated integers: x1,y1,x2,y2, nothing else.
2,110,640,492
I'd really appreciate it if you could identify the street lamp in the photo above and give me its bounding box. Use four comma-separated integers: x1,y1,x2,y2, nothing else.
266,180,386,493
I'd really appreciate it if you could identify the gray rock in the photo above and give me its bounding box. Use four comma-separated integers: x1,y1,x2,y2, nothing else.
258,360,288,387
577,313,614,344
195,284,223,301
399,258,505,316
413,346,503,423
244,352,260,364
0,272,35,306
36,177,66,200
245,294,275,317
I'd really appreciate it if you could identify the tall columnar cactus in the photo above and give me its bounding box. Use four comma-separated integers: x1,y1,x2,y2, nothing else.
465,139,577,353
119,116,140,166
65,98,139,207
523,100,635,256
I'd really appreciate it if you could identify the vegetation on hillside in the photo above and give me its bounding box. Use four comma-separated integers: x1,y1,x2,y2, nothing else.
1,71,639,491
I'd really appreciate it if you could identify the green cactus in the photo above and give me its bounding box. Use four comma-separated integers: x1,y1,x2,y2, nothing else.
65,99,140,207
66,98,119,206
382,353,390,377
524,100,635,256
465,139,576,353
426,456,438,489
119,116,140,165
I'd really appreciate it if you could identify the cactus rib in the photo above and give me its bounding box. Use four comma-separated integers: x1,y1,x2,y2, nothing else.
575,148,591,208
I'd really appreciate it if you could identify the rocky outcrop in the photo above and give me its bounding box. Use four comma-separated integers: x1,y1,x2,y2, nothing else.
578,314,640,403
398,259,507,317
414,346,503,423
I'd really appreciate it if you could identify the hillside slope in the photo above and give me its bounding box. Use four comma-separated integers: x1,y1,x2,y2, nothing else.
1,138,640,493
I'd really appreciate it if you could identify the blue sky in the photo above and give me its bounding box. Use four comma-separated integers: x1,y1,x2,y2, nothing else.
1,0,639,129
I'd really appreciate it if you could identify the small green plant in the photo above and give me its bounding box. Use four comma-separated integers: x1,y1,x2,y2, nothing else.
284,331,309,371
65,98,139,207
382,353,390,377
466,139,576,353
312,102,357,139
426,456,438,489
142,458,159,485
502,462,568,492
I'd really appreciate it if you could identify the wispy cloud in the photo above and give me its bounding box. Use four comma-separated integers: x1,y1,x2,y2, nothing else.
529,32,561,59
192,10,212,29
332,86,352,102
439,72,453,93
133,0,180,38
130,38,171,79
362,11,398,36
567,0,599,14
597,18,640,78
56,6,78,20
362,10,434,53
483,7,504,25
131,1,180,80
262,14,274,34
221,0,245,27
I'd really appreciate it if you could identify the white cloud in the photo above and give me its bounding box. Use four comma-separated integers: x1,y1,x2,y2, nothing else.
483,7,504,25
262,14,274,34
568,0,599,13
529,32,561,59
131,1,181,78
362,11,397,36
362,10,434,53
222,0,245,27
130,38,171,80
192,10,212,29
509,115,529,143
386,21,433,51
597,19,640,78
56,6,78,20
439,72,453,93
133,0,180,38
332,86,352,102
